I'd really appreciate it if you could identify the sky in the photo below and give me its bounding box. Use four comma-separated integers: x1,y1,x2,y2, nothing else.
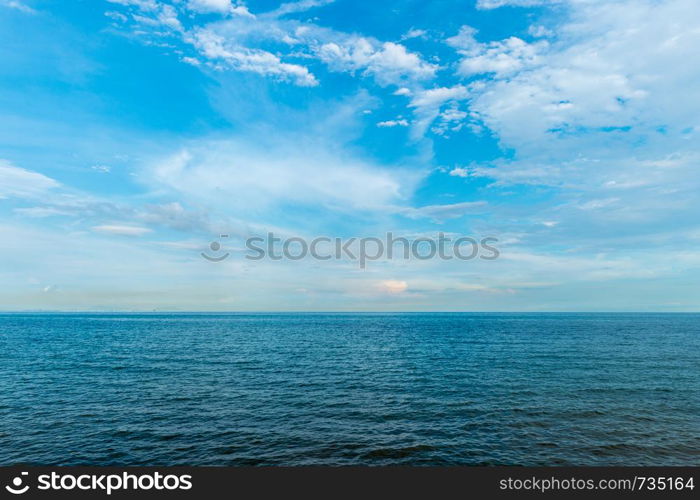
1,0,699,311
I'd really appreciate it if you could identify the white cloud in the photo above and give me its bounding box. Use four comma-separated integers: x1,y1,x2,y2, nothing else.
378,280,408,294
108,0,183,31
106,1,436,89
187,0,232,14
317,39,436,86
181,56,201,66
401,28,427,41
377,119,409,127
145,140,421,213
231,5,255,18
14,206,74,218
156,3,182,30
476,0,561,9
448,25,546,77
136,202,214,233
185,1,253,17
190,29,318,86
106,0,159,10
437,0,700,260
458,0,700,154
431,105,470,136
440,107,468,122
528,24,553,38
410,86,469,112
398,201,487,222
1,0,37,14
92,224,153,236
269,0,335,17
408,85,469,137
0,160,60,199
105,10,128,22
186,21,436,87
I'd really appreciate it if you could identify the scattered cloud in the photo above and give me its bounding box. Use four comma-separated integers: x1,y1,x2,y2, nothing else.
231,5,255,18
181,56,201,66
186,0,232,14
377,119,409,127
317,39,437,86
409,85,469,137
106,0,160,10
528,24,553,38
449,167,469,178
447,25,546,77
108,1,436,88
378,279,408,294
190,28,319,86
401,28,427,41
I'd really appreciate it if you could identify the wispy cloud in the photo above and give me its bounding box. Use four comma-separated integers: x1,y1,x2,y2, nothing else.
0,160,60,200
1,0,36,14
398,201,488,222
269,0,335,18
92,224,153,236
476,0,561,9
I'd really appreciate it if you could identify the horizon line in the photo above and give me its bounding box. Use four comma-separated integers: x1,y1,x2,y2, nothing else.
1,310,699,314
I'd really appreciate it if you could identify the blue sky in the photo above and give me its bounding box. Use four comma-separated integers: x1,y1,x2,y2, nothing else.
1,0,699,311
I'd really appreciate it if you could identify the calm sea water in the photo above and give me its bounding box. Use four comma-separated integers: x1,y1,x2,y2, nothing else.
0,313,698,466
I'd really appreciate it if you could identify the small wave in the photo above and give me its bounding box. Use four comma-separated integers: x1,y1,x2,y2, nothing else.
363,444,437,459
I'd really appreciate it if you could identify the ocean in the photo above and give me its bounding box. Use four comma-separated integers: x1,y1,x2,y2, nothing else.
0,313,698,466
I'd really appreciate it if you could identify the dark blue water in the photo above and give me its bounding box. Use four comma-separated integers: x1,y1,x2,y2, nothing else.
1,313,698,466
